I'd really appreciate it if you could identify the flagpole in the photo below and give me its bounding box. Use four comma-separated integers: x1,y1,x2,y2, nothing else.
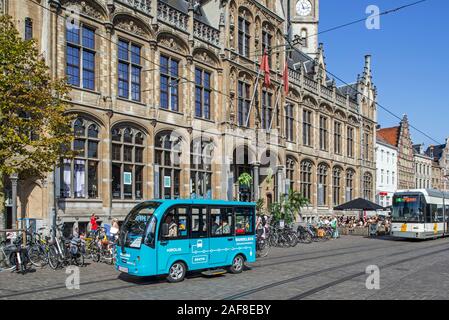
268,85,281,133
245,68,261,128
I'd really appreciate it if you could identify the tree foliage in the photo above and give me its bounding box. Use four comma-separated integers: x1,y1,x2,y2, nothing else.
0,15,74,178
268,189,309,225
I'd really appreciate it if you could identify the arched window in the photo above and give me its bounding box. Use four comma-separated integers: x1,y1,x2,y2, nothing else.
111,126,145,200
286,157,296,191
300,160,313,201
61,118,100,199
363,173,373,200
317,163,328,206
155,131,182,199
346,169,355,201
333,167,342,206
190,138,214,199
238,12,251,57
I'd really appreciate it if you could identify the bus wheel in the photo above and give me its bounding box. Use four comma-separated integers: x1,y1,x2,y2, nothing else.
167,262,187,283
228,254,244,274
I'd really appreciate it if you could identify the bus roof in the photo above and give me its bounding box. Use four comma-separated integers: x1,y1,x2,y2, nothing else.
143,199,257,207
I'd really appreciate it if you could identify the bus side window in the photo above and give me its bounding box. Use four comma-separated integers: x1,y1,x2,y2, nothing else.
191,207,207,238
162,206,189,239
210,207,233,236
235,207,254,235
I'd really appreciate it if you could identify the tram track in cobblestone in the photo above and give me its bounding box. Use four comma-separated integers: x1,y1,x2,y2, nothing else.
288,246,449,300
1,238,447,300
222,241,449,300
0,239,392,299
48,242,403,299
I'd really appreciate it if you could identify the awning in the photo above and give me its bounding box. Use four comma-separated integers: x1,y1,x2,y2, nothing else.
333,198,385,211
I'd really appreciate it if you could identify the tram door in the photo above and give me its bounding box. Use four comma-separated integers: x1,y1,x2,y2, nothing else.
446,203,449,236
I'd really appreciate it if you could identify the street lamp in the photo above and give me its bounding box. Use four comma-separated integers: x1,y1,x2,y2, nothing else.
9,172,18,230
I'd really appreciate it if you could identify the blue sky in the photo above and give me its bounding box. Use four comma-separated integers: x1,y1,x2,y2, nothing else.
319,0,449,146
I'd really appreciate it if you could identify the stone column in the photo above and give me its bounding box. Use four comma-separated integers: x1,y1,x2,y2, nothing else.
252,163,260,201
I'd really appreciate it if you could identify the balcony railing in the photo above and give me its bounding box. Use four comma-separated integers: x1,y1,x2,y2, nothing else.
116,0,151,15
304,77,318,91
336,93,347,105
157,1,188,32
320,85,333,100
194,20,220,46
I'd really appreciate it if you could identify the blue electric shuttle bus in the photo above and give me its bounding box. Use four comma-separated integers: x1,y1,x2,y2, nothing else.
116,199,257,282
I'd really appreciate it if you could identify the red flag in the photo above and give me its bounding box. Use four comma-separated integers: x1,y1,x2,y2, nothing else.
283,59,289,95
259,49,271,87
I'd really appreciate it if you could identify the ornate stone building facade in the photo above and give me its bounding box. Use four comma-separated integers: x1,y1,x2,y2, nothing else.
2,0,377,230
413,144,433,189
377,115,414,190
426,138,449,191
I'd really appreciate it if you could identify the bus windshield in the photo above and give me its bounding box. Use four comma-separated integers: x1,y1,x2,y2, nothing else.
120,202,161,248
392,195,425,223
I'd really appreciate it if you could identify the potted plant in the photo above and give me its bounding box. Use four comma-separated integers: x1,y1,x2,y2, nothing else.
238,172,252,191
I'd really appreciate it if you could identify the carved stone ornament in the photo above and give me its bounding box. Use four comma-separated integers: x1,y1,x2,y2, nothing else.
159,36,186,53
116,20,147,37
63,1,104,19
302,96,316,108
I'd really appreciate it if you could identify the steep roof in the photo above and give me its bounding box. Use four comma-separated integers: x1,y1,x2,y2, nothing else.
425,144,446,161
377,134,396,148
377,127,400,147
337,83,358,100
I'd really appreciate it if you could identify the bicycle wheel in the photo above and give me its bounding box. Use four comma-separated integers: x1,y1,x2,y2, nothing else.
288,232,299,247
74,253,84,267
256,239,270,258
27,245,46,268
47,245,60,270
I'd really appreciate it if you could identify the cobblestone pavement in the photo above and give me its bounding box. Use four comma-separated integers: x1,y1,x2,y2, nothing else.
1,235,449,300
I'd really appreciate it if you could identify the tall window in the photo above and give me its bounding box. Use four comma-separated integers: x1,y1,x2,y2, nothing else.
302,109,312,146
118,39,141,102
364,131,370,161
160,55,179,111
66,23,95,90
317,164,328,206
61,118,99,199
286,157,296,191
111,126,145,200
191,138,213,199
333,167,342,206
25,17,33,40
300,161,313,202
347,126,354,158
261,90,273,130
155,131,182,199
238,81,251,126
285,104,294,141
334,121,342,154
261,30,272,66
363,173,373,200
238,16,250,57
319,116,328,151
195,68,211,119
346,169,354,201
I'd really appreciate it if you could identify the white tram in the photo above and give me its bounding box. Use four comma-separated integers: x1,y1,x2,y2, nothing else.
391,189,449,239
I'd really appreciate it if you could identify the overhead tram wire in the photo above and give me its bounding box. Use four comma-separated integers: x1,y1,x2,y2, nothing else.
248,0,430,59
30,0,441,146
285,36,443,146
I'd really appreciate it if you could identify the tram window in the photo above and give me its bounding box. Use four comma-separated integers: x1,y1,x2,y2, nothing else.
191,207,207,238
445,205,449,221
210,207,233,236
437,205,444,222
426,204,437,223
161,206,189,239
235,207,254,235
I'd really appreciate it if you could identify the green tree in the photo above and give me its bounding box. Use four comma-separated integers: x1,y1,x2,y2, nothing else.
268,189,309,226
0,15,74,227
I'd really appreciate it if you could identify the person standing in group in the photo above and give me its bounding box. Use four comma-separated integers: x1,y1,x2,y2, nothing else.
90,213,99,237
110,218,120,241
331,216,339,239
